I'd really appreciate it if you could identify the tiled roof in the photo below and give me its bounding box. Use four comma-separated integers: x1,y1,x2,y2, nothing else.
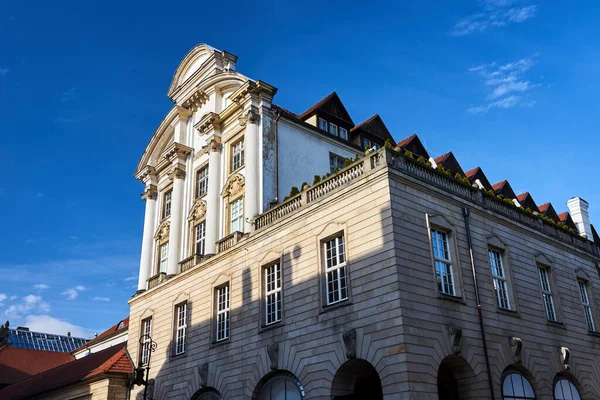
298,92,354,124
0,347,74,386
516,192,539,213
350,114,394,143
0,343,132,400
73,317,128,353
395,134,430,159
434,152,465,176
465,167,493,190
298,92,337,119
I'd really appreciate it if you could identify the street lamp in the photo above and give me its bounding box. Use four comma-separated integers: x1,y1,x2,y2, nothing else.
134,334,157,400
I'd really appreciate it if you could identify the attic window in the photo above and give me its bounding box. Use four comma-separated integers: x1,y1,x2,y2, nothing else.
118,321,125,330
329,122,338,136
340,127,348,140
362,138,372,150
318,118,327,131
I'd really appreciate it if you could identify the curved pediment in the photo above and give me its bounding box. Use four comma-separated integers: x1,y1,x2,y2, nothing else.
135,107,180,177
221,173,245,198
168,44,219,97
188,199,207,223
154,221,170,241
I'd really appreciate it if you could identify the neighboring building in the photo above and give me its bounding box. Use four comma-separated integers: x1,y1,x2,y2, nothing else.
5,324,87,353
128,44,600,399
72,317,129,360
0,318,133,400
0,347,73,390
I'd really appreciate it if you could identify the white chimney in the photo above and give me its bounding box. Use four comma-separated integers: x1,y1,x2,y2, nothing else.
567,197,593,240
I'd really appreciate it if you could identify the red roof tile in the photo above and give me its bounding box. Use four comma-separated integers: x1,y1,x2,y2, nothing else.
538,203,550,213
350,114,394,143
299,92,337,119
0,343,132,400
0,347,74,386
394,134,430,159
396,134,417,149
74,317,128,353
434,152,465,176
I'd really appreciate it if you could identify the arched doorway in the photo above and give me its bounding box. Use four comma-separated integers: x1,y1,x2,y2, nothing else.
331,359,382,400
437,355,478,400
190,387,222,400
252,371,305,400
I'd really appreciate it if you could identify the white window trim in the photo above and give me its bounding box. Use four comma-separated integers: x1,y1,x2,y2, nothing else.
318,117,327,131
339,127,348,140
175,302,187,355
163,190,172,218
159,243,169,274
140,317,152,365
328,122,338,136
196,166,209,198
324,235,348,305
538,267,557,321
431,229,455,296
578,280,596,331
489,249,511,310
195,222,206,256
264,263,282,325
230,198,244,233
232,139,244,171
216,284,230,342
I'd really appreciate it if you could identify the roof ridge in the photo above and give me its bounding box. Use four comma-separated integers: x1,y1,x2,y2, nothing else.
298,91,337,119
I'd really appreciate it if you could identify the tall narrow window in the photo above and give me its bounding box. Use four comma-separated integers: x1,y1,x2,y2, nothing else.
324,235,348,305
264,263,282,325
362,137,372,150
163,190,172,218
140,317,152,365
196,166,209,198
538,267,557,321
489,249,510,309
318,117,328,131
174,302,187,355
232,139,244,171
578,281,595,331
230,198,243,233
329,153,345,174
159,243,169,274
339,127,348,140
216,284,230,342
329,122,338,136
194,222,206,256
431,230,455,296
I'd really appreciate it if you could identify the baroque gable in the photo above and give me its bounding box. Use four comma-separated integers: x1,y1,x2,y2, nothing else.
188,200,207,223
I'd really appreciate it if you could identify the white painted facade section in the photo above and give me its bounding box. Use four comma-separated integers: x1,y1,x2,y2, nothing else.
72,330,128,360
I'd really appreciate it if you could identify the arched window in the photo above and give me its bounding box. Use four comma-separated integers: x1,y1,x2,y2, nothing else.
554,378,582,400
502,371,535,399
190,387,222,400
256,372,304,400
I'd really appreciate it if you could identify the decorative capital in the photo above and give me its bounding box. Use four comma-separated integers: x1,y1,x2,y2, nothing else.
195,112,221,135
182,88,209,112
162,142,193,163
342,329,357,360
238,107,260,127
169,166,186,180
267,342,279,370
560,346,571,370
141,184,158,201
510,337,523,363
202,135,222,155
136,166,157,184
172,106,193,124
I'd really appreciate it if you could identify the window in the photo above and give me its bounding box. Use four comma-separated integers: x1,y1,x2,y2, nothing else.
339,127,348,140
191,388,222,400
215,284,230,342
324,235,348,305
362,137,372,150
264,263,282,325
140,317,152,365
431,230,455,296
230,198,244,233
231,139,244,171
329,122,338,136
174,302,187,355
489,250,510,309
329,153,345,174
318,117,327,131
538,267,557,321
196,166,209,198
159,243,169,274
501,371,535,400
554,378,581,400
194,222,206,256
163,190,172,218
578,281,595,331
256,373,305,400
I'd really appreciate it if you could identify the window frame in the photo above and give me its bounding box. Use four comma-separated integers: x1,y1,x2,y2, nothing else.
426,214,463,299
139,317,152,365
162,189,173,219
577,280,596,332
194,221,206,256
323,234,349,306
488,248,511,310
554,376,582,400
229,197,244,234
174,301,188,356
263,262,283,326
215,283,230,342
195,165,209,199
339,127,348,140
501,369,536,400
362,137,372,150
158,242,169,274
538,265,557,322
328,122,338,136
318,117,328,131
231,138,245,172
329,153,345,174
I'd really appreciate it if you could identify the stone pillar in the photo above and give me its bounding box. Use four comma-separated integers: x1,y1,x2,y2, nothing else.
137,184,158,291
241,107,260,232
204,136,222,255
167,166,185,276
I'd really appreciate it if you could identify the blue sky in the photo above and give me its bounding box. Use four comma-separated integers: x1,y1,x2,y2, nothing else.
0,0,598,337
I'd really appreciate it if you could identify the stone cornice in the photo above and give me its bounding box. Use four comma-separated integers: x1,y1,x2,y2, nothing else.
230,80,278,105
238,106,260,127
161,142,193,163
141,184,158,201
171,106,193,124
181,88,209,112
169,165,186,180
135,166,157,184
195,112,221,135
201,134,222,155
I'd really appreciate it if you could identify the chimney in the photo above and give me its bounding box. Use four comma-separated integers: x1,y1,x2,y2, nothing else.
567,197,593,240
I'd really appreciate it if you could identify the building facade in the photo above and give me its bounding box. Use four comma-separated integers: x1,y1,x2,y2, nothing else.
128,44,600,399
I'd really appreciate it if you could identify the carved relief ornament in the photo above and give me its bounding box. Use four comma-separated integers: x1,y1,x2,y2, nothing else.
342,329,357,359
168,165,186,180
188,200,207,223
195,112,221,135
182,89,209,112
201,136,222,155
448,324,463,355
238,107,260,127
154,221,170,242
221,174,245,198
141,184,158,201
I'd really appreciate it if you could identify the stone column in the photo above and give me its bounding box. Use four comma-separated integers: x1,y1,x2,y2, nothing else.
241,107,260,232
167,166,185,276
204,136,222,255
137,184,157,292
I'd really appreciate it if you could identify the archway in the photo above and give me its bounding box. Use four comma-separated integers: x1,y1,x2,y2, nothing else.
437,355,478,400
331,359,382,400
252,371,305,400
190,387,222,400
554,374,583,400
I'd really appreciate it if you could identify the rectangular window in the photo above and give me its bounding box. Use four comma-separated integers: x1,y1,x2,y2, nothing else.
578,281,595,331
264,263,282,325
232,139,244,171
163,190,172,218
431,230,455,296
216,284,230,341
140,317,152,365
324,235,348,305
159,243,169,274
230,198,244,233
318,117,328,131
489,250,510,309
174,302,187,355
538,267,557,321
329,153,345,174
196,166,209,198
362,137,372,150
329,122,338,136
339,127,348,140
194,222,206,256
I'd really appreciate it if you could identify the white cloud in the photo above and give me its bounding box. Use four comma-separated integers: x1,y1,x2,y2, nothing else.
34,284,50,290
93,297,110,302
0,68,8,76
22,315,94,338
3,294,51,318
452,3,537,36
0,293,6,303
123,276,137,282
9,295,17,301
61,285,85,300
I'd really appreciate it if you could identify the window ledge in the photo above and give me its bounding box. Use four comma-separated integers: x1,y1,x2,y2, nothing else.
437,293,466,305
210,339,230,349
170,352,187,362
259,321,285,334
319,300,353,315
496,308,520,318
229,165,244,176
546,320,566,329
587,330,600,338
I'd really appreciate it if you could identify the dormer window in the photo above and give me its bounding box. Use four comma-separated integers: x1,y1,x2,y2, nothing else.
362,138,372,150
318,117,328,131
340,127,348,140
328,122,338,136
